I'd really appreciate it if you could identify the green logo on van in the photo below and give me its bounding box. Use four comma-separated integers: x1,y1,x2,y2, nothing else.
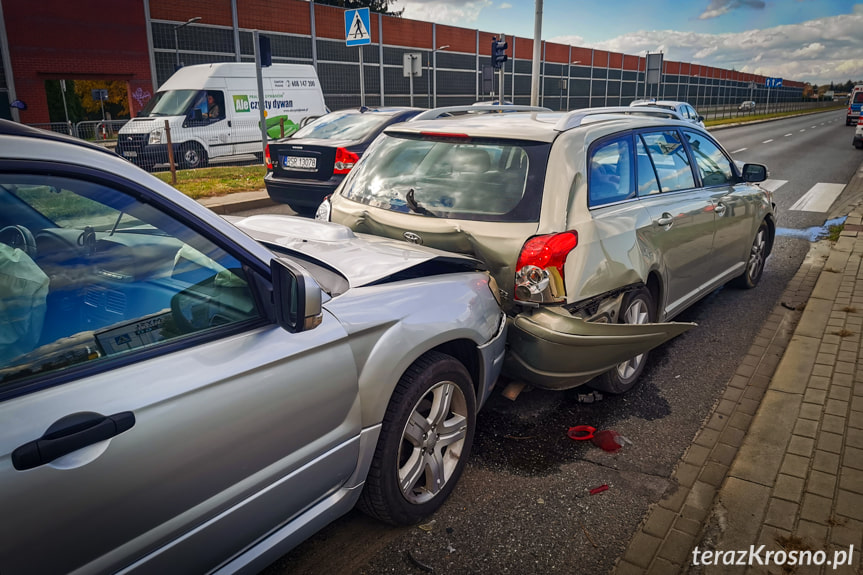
233,95,251,113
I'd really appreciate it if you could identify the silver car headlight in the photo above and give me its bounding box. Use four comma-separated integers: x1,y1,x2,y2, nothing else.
148,129,163,145
315,196,332,222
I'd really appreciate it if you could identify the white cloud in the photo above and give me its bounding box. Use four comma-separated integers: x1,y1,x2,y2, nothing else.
499,2,512,8
549,7,863,85
399,0,493,26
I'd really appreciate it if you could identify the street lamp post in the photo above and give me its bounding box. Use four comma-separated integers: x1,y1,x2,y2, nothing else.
174,16,202,69
566,60,580,111
427,44,449,108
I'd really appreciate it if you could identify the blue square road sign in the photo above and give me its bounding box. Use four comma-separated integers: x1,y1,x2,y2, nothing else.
345,8,371,47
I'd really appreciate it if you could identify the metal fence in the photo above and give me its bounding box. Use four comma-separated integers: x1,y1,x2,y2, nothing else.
75,120,130,141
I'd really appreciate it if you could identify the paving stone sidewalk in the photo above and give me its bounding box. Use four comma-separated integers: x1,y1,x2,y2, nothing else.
616,201,863,574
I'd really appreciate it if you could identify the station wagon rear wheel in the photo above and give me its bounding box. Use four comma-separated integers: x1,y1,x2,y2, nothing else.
591,288,655,394
358,351,476,525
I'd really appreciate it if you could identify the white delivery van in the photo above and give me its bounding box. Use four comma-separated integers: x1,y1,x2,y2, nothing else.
117,63,327,170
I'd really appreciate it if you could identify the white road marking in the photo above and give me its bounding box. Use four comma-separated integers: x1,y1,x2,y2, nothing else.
784,133,792,137
811,126,817,128
789,183,846,212
762,139,774,143
731,147,747,153
800,129,806,132
760,179,788,192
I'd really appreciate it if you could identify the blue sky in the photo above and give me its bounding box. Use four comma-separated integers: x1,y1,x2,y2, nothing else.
398,0,863,85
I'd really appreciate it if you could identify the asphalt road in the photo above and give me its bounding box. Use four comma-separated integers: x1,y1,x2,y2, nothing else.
248,110,863,575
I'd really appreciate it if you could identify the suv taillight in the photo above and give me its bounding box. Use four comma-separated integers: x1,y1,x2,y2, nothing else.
514,231,578,303
334,147,360,174
265,144,273,170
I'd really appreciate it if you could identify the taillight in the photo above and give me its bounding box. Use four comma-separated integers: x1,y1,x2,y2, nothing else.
265,144,273,170
334,147,360,174
514,231,578,303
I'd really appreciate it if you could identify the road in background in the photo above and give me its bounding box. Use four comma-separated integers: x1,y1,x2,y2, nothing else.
245,112,863,575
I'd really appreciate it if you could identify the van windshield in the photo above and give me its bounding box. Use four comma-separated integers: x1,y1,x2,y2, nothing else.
138,90,201,117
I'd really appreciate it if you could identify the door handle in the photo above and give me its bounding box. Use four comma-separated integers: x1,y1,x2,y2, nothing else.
656,213,674,228
714,203,727,217
12,412,135,471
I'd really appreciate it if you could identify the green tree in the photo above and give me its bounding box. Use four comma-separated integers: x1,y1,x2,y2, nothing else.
313,0,402,16
45,80,86,124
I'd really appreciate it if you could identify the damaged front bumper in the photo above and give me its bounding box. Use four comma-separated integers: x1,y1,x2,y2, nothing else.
504,307,696,390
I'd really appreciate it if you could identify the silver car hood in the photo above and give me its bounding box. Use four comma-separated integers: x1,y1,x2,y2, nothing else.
228,214,482,287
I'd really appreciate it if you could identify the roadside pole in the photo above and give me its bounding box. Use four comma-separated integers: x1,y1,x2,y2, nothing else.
253,30,268,157
345,8,371,107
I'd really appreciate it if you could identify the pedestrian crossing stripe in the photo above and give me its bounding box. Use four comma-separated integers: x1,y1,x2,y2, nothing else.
760,179,787,193
345,8,371,46
789,183,845,213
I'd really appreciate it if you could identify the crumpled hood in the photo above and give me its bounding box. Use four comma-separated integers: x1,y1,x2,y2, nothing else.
228,214,483,287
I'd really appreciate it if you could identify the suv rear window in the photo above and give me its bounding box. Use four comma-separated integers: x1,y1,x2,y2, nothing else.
339,134,550,222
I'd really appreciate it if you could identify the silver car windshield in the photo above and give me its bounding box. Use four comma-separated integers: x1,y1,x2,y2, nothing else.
340,134,545,221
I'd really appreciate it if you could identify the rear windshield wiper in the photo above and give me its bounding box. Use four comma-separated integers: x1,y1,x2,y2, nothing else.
405,188,436,217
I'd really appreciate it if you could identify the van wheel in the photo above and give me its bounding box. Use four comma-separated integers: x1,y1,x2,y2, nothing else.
590,288,655,395
358,351,476,525
180,144,208,170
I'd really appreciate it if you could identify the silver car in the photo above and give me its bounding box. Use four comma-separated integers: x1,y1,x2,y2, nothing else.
630,100,705,128
322,106,775,394
0,122,506,573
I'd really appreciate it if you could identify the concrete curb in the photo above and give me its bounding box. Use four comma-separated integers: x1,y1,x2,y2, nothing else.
196,189,275,215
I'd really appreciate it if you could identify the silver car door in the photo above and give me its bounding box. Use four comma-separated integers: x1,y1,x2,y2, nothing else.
0,174,360,575
683,130,754,280
635,130,716,317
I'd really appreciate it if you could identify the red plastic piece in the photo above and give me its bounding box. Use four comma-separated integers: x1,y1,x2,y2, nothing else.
591,430,622,452
589,484,609,495
567,425,596,441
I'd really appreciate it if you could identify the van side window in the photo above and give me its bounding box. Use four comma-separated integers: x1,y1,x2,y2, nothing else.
588,135,634,207
639,131,696,192
205,91,225,121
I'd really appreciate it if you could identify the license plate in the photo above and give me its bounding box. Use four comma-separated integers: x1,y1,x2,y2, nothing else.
123,151,138,158
283,156,316,170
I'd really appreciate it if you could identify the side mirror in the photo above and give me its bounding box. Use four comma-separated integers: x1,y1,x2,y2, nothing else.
742,163,768,183
271,258,322,332
697,115,705,123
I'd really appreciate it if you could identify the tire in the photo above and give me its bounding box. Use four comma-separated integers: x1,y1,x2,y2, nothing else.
590,287,655,395
855,140,863,150
358,351,476,526
732,221,769,289
179,143,208,170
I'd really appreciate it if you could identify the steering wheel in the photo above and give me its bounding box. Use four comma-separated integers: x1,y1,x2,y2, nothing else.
0,225,37,258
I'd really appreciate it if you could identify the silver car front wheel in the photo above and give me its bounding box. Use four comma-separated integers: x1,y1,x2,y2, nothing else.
359,351,476,525
733,221,769,289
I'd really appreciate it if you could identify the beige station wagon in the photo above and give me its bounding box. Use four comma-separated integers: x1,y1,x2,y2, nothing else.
318,106,776,394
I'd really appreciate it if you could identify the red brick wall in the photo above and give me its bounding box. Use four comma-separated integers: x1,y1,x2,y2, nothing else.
238,0,310,35
150,0,232,27
4,0,152,123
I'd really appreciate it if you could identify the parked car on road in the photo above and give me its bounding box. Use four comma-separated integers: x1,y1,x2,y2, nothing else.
0,120,506,574
265,106,423,216
630,99,705,128
319,105,776,394
738,100,756,112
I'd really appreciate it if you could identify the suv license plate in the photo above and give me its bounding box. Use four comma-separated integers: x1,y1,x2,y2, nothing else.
123,151,138,158
284,156,316,170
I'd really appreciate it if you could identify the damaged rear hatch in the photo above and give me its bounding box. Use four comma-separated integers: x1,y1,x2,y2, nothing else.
327,123,694,390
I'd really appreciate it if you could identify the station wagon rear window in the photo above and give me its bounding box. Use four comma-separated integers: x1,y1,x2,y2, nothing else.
338,134,550,222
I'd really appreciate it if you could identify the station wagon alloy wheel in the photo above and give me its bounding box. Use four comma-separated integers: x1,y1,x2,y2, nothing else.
359,351,476,525
616,297,651,381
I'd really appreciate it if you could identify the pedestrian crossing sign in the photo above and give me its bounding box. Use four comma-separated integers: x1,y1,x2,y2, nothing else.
345,8,371,46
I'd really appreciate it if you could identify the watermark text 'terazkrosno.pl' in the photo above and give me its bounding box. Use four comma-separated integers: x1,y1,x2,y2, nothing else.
692,545,855,569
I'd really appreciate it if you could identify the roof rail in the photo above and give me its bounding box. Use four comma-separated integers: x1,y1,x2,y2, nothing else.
553,106,685,132
411,105,552,121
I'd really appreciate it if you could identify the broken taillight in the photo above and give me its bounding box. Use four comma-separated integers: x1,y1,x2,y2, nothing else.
514,231,578,303
334,147,360,174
